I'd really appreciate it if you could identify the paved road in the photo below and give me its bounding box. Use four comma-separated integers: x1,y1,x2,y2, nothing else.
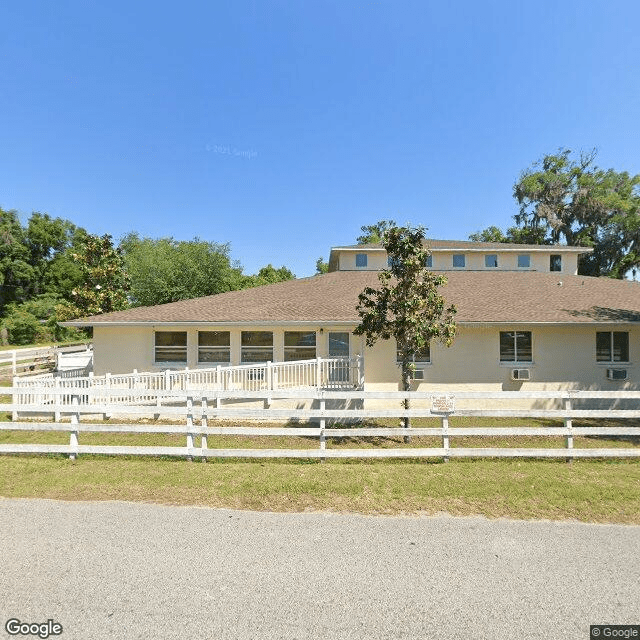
0,499,638,640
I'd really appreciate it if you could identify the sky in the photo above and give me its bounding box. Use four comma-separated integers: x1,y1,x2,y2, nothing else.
1,0,639,278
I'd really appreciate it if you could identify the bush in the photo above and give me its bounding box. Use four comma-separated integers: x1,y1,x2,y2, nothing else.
2,307,40,345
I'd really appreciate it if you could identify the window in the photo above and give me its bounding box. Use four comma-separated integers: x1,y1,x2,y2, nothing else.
452,254,465,268
387,257,399,269
596,332,629,363
328,332,350,357
424,255,433,268
198,331,230,364
154,331,187,363
517,254,531,268
485,254,498,268
550,255,562,272
396,343,431,364
284,331,316,361
499,331,532,362
241,331,273,363
355,253,368,268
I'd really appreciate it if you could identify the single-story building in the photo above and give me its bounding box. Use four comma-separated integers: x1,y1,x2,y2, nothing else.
64,239,640,398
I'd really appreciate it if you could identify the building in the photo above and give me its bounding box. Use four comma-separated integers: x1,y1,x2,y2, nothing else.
64,240,640,395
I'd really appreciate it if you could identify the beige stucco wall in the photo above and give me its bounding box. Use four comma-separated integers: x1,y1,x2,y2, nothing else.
93,325,364,375
334,249,579,274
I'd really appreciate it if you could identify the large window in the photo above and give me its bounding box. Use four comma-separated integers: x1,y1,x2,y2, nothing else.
355,253,368,267
329,332,350,357
154,331,187,363
198,331,230,364
500,331,532,363
396,343,431,364
517,254,531,268
241,331,273,363
284,331,316,361
550,255,562,272
596,332,629,363
485,254,498,268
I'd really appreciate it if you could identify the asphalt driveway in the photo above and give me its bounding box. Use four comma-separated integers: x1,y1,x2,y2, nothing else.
1,499,638,639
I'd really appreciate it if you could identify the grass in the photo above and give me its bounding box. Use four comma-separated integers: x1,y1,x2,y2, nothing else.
0,414,638,524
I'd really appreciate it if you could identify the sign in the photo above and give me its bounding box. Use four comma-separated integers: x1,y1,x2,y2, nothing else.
431,394,455,414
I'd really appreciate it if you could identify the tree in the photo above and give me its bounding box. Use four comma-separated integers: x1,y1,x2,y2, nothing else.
315,257,329,274
57,234,130,319
0,208,34,314
244,264,295,288
473,149,640,277
354,225,457,438
120,234,246,307
356,219,398,244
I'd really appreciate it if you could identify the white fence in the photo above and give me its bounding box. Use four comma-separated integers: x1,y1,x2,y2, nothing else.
2,386,640,460
0,343,92,377
12,356,364,411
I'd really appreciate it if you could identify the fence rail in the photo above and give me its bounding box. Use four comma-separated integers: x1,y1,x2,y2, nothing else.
0,343,91,377
2,386,639,461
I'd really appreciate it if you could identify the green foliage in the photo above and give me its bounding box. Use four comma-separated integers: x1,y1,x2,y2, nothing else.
315,257,329,274
120,233,246,307
474,149,640,278
58,234,130,319
356,219,398,244
0,208,34,313
244,264,295,288
1,305,41,345
354,225,457,429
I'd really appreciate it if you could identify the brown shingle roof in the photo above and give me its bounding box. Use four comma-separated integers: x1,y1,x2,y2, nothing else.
66,270,640,326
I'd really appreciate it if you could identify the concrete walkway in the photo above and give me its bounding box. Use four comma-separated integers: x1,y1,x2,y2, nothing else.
1,499,638,639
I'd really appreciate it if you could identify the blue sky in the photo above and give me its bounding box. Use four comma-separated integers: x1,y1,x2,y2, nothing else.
1,0,639,277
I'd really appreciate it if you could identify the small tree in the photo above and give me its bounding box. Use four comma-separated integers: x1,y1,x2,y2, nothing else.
354,225,457,437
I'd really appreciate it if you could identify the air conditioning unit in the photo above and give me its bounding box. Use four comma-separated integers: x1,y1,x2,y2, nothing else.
607,368,628,381
411,369,425,380
510,368,530,381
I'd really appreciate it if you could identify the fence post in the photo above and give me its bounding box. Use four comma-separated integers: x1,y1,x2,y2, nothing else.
319,391,326,463
186,395,194,462
201,396,208,463
216,365,221,390
441,415,450,463
54,377,61,422
316,357,322,389
69,395,79,461
12,375,18,421
565,395,573,464
104,372,112,421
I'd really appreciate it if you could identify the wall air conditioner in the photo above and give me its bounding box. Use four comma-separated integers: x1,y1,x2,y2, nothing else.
510,368,530,381
607,368,628,381
411,369,425,380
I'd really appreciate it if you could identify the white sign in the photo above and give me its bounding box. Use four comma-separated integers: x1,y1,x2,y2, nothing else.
431,394,455,414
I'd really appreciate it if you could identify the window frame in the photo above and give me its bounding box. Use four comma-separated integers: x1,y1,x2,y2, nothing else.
452,254,465,268
499,331,533,363
284,331,317,361
396,342,431,365
197,331,231,365
240,331,274,363
550,254,562,272
596,331,630,363
484,254,498,268
517,254,531,268
154,331,188,364
355,253,368,268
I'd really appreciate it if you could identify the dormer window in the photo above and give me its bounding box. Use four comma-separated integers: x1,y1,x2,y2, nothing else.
518,254,531,268
452,254,465,268
485,254,498,268
355,253,368,268
550,255,562,272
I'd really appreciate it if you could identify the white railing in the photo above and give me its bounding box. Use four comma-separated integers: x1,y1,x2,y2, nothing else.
0,343,92,377
12,356,364,411
1,387,639,460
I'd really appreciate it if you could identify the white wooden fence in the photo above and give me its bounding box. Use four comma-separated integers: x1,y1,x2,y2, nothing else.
2,386,639,460
0,343,92,377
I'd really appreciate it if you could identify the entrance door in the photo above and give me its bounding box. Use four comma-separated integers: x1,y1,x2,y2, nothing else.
328,332,350,383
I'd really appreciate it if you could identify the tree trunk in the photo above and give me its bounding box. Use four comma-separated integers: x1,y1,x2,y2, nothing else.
402,361,411,443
